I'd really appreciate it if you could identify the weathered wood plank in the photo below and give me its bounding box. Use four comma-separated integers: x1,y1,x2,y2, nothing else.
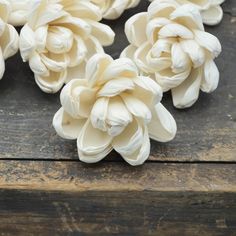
0,190,235,236
0,161,235,192
0,0,235,162
0,160,235,235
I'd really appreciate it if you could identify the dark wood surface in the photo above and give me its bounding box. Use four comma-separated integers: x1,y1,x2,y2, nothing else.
0,0,235,235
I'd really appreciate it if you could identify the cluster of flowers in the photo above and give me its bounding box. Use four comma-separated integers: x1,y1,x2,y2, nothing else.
0,0,224,165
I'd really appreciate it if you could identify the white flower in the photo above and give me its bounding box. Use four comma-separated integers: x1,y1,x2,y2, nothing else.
8,0,31,26
0,0,19,80
122,0,221,109
91,0,140,20
150,0,225,26
19,0,115,94
53,53,177,166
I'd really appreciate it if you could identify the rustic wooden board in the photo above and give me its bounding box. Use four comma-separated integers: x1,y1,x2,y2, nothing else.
0,161,235,235
0,161,236,192
0,1,235,162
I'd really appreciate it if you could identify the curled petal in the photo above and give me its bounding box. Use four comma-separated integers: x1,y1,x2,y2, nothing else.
155,67,191,92
170,4,204,30
171,67,202,108
29,52,49,77
83,35,104,59
106,97,133,137
180,39,205,68
201,59,219,93
61,79,97,118
121,93,152,124
125,12,148,47
67,36,87,67
158,23,194,39
34,25,48,53
19,24,36,62
86,20,115,46
201,5,223,26
120,45,137,60
171,42,191,73
148,0,178,19
102,58,138,82
148,103,177,142
35,70,67,94
194,29,221,58
0,24,19,59
133,76,163,107
41,52,69,72
86,53,113,87
90,97,109,132
53,108,86,140
77,119,113,163
113,119,150,166
146,17,172,43
97,78,135,97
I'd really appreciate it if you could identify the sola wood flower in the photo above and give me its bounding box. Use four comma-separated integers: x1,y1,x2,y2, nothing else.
53,54,177,166
122,0,222,108
0,0,19,80
150,0,225,26
19,0,115,93
91,0,140,20
8,0,31,26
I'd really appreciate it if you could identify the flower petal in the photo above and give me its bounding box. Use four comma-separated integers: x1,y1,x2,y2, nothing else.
19,24,36,62
194,29,221,58
158,23,194,39
148,103,177,142
86,20,115,46
106,97,133,137
125,12,148,47
180,39,205,68
97,78,135,97
90,97,109,132
35,70,67,94
102,58,138,83
171,42,191,73
53,108,86,140
120,45,137,60
201,5,223,26
201,59,219,93
171,67,202,108
86,53,113,87
113,119,150,166
170,4,204,30
155,67,191,92
121,93,152,124
61,79,96,118
133,76,163,107
77,119,113,163
0,24,19,60
29,52,49,77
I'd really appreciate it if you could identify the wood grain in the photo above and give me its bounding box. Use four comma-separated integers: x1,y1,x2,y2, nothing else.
0,161,235,235
0,1,235,162
0,190,235,236
0,161,235,192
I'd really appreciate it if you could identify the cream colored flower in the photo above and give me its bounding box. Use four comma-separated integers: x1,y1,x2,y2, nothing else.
19,0,115,93
53,54,177,166
91,0,140,20
8,0,31,26
0,0,19,80
122,0,221,108
150,0,225,26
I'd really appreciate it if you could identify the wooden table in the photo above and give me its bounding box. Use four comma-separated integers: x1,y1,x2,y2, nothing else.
0,1,235,235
